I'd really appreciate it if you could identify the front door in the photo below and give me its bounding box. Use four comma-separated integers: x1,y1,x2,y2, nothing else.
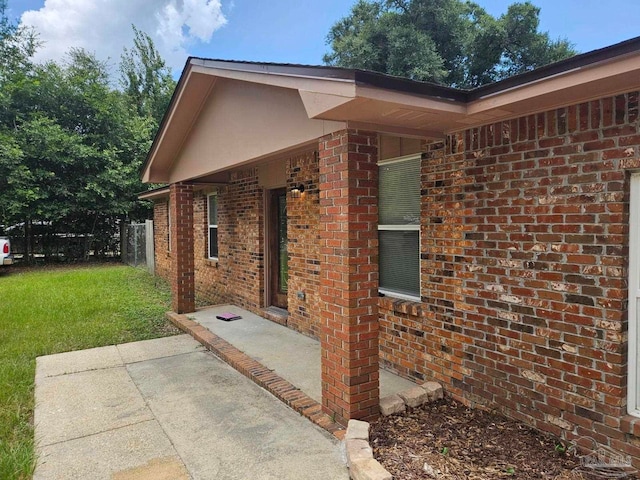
269,188,288,309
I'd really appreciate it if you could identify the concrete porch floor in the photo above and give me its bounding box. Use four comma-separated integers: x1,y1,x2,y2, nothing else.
187,305,416,406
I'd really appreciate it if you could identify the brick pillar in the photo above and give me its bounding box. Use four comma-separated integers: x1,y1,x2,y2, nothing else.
170,182,195,313
318,129,379,425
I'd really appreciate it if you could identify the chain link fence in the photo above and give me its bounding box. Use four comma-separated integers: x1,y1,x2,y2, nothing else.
123,220,154,273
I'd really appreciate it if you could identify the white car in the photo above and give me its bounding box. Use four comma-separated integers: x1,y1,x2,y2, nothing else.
0,237,13,266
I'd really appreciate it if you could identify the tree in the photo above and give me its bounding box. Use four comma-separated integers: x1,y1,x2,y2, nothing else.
324,0,576,88
0,9,175,261
1,50,134,259
118,26,177,222
120,26,176,124
498,2,575,79
0,0,40,233
0,0,37,80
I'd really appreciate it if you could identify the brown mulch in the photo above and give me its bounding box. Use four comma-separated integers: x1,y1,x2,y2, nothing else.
370,397,637,480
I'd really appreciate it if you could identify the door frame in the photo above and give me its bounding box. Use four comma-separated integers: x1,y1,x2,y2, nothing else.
628,173,640,415
265,187,288,309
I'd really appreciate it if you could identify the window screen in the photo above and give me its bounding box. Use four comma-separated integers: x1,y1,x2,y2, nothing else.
378,156,421,298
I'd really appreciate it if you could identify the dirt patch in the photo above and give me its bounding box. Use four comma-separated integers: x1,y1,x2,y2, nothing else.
370,397,637,480
112,456,190,480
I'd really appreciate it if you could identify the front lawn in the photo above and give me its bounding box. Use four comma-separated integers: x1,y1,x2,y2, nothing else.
0,264,176,479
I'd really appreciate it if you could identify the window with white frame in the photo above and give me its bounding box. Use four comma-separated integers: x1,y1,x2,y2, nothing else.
167,199,171,252
628,173,640,416
208,194,218,259
378,154,421,300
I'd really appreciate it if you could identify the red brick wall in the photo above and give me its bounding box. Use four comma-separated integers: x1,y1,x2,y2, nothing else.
153,200,171,281
319,129,380,424
169,183,195,313
153,169,265,312
380,91,640,461
287,150,321,338
220,169,265,310
193,191,227,304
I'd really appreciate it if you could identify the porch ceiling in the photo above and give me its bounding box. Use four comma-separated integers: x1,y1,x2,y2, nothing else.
142,36,640,184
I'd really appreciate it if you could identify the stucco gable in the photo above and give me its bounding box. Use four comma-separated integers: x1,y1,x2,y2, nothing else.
143,37,640,184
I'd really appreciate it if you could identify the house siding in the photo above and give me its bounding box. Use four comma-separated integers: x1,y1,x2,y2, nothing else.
380,90,640,461
152,90,640,462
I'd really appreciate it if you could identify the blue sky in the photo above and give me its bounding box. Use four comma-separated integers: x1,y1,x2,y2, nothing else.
7,0,640,76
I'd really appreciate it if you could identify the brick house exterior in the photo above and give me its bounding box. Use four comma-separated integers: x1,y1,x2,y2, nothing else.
141,39,640,465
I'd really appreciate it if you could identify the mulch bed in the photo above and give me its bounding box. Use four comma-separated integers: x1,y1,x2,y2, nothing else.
370,397,637,480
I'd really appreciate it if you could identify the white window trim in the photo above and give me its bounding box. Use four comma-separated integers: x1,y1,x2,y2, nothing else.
207,193,218,260
378,224,420,231
628,173,640,416
379,288,421,302
377,153,422,302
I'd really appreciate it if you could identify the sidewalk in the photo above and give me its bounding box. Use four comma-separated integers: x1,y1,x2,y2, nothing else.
34,335,348,480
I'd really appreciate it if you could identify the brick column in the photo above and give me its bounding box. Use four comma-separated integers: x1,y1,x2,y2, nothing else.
170,182,195,313
318,129,379,425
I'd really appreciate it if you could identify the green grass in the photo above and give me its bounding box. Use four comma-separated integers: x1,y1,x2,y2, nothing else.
0,264,175,479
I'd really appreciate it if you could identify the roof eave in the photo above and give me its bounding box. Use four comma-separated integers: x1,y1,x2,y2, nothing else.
140,57,195,183
141,35,640,184
470,35,640,101
137,186,170,201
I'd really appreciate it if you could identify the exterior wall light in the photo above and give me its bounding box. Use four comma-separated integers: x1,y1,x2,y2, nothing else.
290,183,305,198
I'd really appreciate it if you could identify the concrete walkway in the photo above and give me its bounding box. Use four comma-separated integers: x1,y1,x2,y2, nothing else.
34,335,348,480
188,305,416,404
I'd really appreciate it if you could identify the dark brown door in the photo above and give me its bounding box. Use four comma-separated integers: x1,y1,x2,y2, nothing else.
269,188,288,309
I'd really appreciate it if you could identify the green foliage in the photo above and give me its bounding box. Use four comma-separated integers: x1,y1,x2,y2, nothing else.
0,265,174,479
324,0,577,87
0,8,175,259
0,0,37,81
324,1,446,82
120,26,176,124
554,441,568,454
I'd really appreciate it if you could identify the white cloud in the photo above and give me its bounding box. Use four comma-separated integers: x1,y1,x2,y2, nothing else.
20,0,227,74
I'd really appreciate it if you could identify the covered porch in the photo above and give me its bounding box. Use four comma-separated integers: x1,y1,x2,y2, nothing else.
167,305,416,433
158,128,387,425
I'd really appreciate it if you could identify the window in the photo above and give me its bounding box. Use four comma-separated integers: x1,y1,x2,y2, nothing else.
628,173,640,416
167,200,171,252
378,154,421,300
208,194,218,259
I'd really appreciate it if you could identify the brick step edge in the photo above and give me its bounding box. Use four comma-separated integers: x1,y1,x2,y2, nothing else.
166,311,345,438
344,419,392,480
